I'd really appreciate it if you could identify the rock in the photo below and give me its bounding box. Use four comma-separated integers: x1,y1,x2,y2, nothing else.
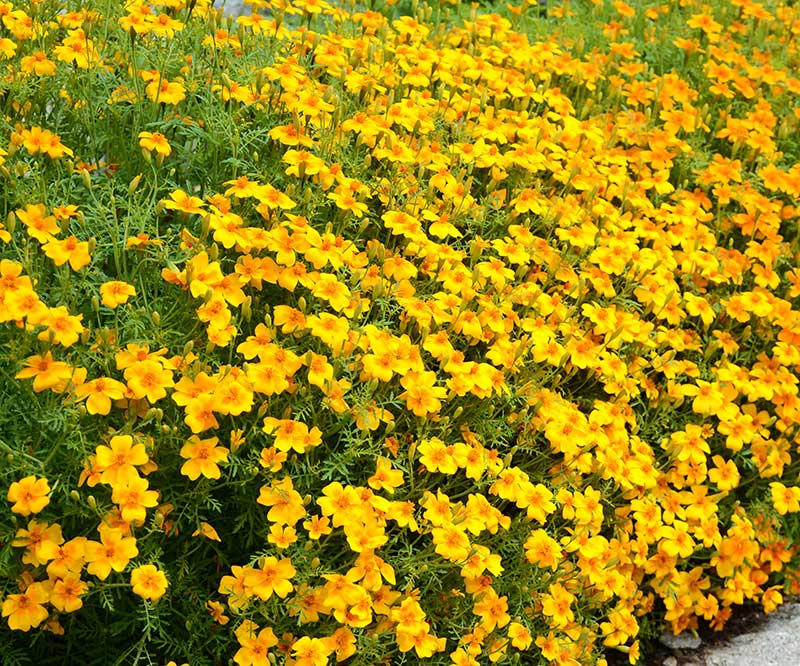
660,633,703,651
692,603,800,666
213,0,248,16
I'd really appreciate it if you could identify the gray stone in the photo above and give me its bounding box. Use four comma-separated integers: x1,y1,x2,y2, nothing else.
213,0,248,16
669,603,800,666
660,633,703,651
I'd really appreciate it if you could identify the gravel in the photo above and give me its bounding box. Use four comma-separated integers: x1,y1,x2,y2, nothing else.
652,603,800,666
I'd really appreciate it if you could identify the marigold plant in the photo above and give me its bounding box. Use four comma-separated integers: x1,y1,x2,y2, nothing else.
2,0,800,664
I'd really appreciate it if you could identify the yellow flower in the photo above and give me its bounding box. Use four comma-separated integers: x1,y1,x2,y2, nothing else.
7,476,50,516
14,353,74,392
85,526,138,581
179,435,229,480
130,564,169,601
74,376,127,415
2,582,50,631
243,557,296,600
49,574,88,613
192,521,221,542
42,236,92,271
99,281,136,309
111,476,159,525
145,77,186,105
770,482,800,515
162,189,206,215
368,457,404,494
94,435,150,486
20,51,56,76
291,636,332,666
138,131,171,157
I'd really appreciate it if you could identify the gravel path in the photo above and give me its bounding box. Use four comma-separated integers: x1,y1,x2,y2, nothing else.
654,603,800,666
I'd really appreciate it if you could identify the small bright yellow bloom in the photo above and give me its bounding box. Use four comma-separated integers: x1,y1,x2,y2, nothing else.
7,476,50,516
130,564,169,601
2,582,50,631
100,281,136,308
180,435,229,480
138,131,171,156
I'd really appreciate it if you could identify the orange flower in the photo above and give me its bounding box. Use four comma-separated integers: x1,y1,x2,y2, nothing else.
243,557,296,600
94,435,149,486
6,476,50,516
179,435,229,480
130,564,169,601
123,359,175,403
111,476,159,525
15,353,74,392
85,526,139,580
2,582,50,631
74,376,127,415
100,281,136,308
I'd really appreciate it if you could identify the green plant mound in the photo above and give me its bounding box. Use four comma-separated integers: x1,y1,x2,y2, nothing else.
2,0,800,665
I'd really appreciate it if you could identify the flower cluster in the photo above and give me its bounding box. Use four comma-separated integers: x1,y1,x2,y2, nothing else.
2,0,800,664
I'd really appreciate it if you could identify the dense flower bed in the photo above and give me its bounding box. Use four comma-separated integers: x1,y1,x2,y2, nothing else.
2,0,800,664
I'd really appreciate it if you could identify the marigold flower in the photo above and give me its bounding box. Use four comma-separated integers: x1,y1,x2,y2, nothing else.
291,636,332,666
111,476,159,525
21,51,57,76
74,376,127,415
180,435,229,480
368,457,404,494
41,235,92,271
770,482,800,515
12,520,64,567
145,77,186,105
243,557,296,600
123,359,175,403
7,476,50,516
36,306,85,347
130,564,169,601
2,582,50,631
162,189,206,215
15,204,59,243
94,435,150,486
49,574,88,613
100,280,136,308
234,624,278,666
15,353,74,393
